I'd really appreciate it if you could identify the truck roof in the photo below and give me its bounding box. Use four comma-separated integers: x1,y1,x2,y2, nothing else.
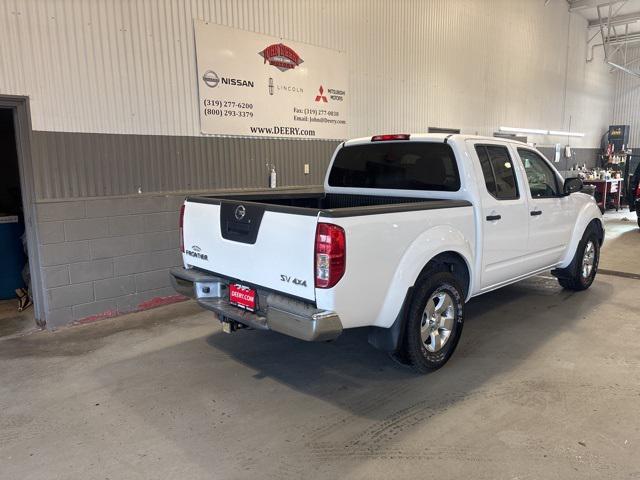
343,133,530,147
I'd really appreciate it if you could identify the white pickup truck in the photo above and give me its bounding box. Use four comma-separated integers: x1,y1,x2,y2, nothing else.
170,134,603,372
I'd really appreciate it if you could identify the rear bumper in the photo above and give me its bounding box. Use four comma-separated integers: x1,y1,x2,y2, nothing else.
170,267,343,342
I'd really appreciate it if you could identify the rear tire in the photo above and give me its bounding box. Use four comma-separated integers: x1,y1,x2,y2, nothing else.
400,268,465,373
555,228,600,291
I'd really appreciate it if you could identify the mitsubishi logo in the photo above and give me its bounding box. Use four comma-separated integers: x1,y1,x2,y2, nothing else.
234,205,246,220
315,85,328,103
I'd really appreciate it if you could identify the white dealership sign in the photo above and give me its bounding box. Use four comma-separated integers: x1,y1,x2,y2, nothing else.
194,21,348,140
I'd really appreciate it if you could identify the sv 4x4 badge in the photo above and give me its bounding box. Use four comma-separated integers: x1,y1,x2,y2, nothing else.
280,275,307,287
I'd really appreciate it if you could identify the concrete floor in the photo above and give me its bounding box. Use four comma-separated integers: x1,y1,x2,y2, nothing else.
0,299,36,339
1,213,639,479
600,210,640,276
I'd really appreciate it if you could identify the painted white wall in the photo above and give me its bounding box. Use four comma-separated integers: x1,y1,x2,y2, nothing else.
612,45,640,147
0,0,615,147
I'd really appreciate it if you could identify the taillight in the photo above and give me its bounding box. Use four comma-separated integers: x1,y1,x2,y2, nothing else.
315,223,346,289
179,204,185,253
636,182,640,198
371,133,410,142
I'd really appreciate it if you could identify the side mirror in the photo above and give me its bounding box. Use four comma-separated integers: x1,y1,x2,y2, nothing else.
563,177,583,195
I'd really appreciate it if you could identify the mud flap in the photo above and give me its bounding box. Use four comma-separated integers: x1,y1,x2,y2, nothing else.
367,287,413,352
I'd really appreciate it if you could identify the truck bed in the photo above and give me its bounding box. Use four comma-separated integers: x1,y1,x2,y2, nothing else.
181,190,473,303
187,191,471,218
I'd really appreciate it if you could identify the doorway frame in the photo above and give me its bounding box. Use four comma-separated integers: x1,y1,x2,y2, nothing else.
0,95,45,326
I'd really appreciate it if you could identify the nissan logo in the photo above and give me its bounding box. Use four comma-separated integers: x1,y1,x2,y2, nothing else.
202,70,220,88
234,205,246,220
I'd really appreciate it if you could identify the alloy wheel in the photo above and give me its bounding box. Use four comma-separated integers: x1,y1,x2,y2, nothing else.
420,290,455,353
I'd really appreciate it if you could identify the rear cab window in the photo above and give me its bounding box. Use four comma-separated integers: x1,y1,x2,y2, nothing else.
474,145,519,200
328,142,461,191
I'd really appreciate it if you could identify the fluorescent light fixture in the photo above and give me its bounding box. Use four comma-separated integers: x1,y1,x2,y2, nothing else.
548,130,585,138
500,126,586,138
499,126,548,135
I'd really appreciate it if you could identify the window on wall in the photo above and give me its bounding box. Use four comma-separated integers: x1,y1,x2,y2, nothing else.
518,149,560,198
475,145,519,200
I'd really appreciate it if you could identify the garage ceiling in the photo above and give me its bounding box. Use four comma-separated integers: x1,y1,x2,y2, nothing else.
570,0,640,33
567,0,640,76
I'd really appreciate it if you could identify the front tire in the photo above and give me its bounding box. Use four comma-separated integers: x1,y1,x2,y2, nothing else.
401,268,465,373
555,229,600,291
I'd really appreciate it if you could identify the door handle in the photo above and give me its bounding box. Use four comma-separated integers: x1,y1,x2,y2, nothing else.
530,210,542,216
486,214,501,221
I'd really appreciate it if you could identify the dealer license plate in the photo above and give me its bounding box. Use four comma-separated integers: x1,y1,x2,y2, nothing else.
229,284,256,312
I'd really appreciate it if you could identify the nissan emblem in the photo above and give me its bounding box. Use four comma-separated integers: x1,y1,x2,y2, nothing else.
234,205,246,220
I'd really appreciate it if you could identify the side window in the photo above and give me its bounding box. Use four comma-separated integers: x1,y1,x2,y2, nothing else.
475,145,519,200
518,149,560,198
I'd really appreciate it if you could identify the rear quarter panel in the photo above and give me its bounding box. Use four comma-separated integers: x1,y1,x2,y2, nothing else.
315,205,475,329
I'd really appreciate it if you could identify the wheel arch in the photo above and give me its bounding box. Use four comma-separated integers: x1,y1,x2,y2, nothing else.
589,217,605,245
368,229,474,353
368,251,470,354
558,202,604,268
416,251,471,299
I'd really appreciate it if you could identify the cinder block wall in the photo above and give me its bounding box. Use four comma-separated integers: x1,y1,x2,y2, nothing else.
36,194,186,328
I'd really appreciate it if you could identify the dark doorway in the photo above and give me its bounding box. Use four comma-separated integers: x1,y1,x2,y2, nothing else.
0,108,36,336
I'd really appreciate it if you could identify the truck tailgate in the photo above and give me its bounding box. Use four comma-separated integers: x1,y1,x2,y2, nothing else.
182,199,318,301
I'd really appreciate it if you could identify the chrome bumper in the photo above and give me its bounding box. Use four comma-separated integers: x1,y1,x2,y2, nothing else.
170,267,342,342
